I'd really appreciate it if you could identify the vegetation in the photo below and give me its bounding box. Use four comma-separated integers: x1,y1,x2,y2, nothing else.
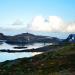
0,44,75,75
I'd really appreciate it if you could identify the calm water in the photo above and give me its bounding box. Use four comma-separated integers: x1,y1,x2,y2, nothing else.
0,42,51,50
0,42,51,62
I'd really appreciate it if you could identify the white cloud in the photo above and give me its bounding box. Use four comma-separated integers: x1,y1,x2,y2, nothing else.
0,20,27,30
12,19,24,26
48,16,65,32
28,16,75,33
28,16,52,31
65,22,75,32
0,16,75,33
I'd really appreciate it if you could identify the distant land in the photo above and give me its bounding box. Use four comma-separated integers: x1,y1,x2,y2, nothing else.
0,32,75,45
0,33,61,44
0,33,74,53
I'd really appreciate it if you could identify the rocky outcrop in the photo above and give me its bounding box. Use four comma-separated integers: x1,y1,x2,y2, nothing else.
62,34,75,43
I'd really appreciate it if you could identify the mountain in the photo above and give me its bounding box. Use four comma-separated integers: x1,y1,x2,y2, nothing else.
0,33,60,44
62,34,75,44
0,33,6,40
0,44,75,75
66,34,75,43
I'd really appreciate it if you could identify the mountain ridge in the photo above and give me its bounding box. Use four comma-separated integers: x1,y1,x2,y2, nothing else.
0,33,60,44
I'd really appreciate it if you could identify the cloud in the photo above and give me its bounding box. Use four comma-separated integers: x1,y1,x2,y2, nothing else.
28,16,75,33
28,16,52,31
0,16,75,34
12,19,24,25
65,22,75,32
0,19,27,30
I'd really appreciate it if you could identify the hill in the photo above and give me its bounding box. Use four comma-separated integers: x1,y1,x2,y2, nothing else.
0,33,60,44
0,44,75,75
62,34,75,44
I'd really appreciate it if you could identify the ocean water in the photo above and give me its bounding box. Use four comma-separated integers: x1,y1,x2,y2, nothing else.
0,43,51,62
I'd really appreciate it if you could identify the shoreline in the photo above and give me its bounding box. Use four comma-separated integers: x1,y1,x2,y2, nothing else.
0,44,62,53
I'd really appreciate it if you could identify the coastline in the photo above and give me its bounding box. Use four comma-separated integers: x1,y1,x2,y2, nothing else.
0,44,63,53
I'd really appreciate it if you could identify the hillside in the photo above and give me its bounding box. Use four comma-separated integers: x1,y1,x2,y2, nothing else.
0,44,75,75
62,34,75,44
0,33,60,44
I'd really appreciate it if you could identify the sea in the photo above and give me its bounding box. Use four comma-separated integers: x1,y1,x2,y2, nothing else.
0,42,51,62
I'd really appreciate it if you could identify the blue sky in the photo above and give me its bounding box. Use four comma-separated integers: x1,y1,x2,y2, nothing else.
0,0,75,24
0,0,75,38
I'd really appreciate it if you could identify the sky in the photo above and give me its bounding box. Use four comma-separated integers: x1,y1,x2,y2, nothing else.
0,0,75,38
